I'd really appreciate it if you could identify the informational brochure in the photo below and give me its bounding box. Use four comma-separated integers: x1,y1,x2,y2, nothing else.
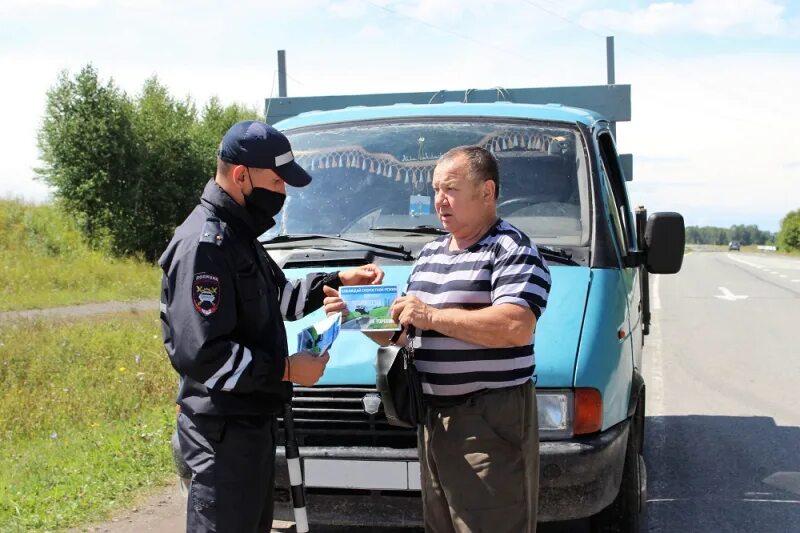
297,312,341,355
339,285,400,331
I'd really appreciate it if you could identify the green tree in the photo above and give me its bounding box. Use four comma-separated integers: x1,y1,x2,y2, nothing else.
37,65,260,260
119,77,206,259
37,65,136,246
777,209,800,251
194,96,261,175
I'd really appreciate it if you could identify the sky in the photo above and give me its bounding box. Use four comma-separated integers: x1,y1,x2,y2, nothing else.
1,0,798,231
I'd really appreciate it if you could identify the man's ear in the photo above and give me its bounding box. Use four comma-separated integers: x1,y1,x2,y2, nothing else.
232,165,247,185
484,180,496,203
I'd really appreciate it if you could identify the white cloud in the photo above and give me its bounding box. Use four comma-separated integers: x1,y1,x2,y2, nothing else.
0,0,167,14
0,0,101,10
328,0,372,18
2,0,798,232
619,51,800,230
582,0,788,36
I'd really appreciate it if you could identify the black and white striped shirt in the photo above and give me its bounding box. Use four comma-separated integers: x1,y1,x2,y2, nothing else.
405,219,551,399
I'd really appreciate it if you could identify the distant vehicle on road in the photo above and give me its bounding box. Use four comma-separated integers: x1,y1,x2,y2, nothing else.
729,241,741,251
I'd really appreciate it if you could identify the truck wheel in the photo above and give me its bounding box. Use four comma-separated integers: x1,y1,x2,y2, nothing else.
589,406,647,532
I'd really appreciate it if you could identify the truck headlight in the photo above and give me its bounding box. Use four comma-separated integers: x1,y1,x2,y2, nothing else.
537,391,573,440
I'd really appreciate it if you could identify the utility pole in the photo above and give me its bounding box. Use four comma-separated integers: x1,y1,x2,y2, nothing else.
606,36,616,139
278,49,287,97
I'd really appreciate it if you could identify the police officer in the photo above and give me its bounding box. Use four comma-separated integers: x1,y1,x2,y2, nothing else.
159,120,384,532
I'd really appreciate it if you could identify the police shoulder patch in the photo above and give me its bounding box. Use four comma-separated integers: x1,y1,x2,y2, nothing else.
193,272,221,316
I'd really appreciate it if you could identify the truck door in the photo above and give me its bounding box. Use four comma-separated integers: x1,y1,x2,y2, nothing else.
595,130,643,369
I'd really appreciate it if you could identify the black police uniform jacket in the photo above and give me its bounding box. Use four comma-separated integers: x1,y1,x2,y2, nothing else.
159,179,341,416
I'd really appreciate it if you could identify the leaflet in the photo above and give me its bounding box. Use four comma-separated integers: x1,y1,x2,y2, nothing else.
297,312,341,355
339,285,400,331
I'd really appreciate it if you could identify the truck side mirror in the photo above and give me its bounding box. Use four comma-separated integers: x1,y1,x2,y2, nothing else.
645,212,684,274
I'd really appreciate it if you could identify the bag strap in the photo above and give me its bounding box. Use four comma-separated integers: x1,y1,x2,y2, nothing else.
390,326,417,369
389,325,416,345
389,328,403,345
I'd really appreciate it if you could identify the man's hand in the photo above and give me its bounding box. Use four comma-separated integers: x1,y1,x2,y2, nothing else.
284,351,330,386
390,295,436,331
322,285,346,317
338,263,384,286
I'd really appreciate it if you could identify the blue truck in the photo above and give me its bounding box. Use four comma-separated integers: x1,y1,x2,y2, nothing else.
173,82,685,530
247,84,685,530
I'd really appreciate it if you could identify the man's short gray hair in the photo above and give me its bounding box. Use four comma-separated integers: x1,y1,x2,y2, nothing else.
437,145,500,199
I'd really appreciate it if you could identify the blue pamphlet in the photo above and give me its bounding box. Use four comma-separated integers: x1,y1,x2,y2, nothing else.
339,285,400,331
297,312,341,355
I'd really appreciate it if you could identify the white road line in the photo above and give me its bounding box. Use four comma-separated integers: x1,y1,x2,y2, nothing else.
780,275,789,278
646,273,667,500
649,498,800,504
647,274,664,414
716,287,748,300
793,280,800,283
652,274,661,310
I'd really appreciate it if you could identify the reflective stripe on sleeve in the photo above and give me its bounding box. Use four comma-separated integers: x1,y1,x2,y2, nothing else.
221,346,253,391
203,343,239,390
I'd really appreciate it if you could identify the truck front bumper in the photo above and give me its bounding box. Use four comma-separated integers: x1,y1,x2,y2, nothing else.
273,446,422,527
272,419,629,526
538,419,629,521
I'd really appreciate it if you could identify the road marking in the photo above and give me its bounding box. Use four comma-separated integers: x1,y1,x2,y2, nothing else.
652,274,661,310
715,287,748,301
646,274,667,502
769,271,779,275
650,498,800,504
793,279,800,283
780,274,789,278
727,253,758,268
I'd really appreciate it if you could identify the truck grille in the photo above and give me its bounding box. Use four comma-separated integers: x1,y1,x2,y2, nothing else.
277,386,417,448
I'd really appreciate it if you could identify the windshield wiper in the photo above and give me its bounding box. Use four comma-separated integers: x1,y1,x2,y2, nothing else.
260,234,413,261
538,246,580,266
370,225,448,235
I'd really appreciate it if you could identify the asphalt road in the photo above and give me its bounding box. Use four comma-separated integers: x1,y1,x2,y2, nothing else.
643,250,800,533
87,250,800,532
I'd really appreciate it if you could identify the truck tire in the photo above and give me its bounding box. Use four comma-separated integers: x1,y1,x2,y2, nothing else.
589,402,647,532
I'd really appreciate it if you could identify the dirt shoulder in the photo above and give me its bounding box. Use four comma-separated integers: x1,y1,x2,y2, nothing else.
1,299,157,321
73,484,294,533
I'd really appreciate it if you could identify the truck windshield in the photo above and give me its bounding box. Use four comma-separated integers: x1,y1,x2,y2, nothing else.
268,119,590,246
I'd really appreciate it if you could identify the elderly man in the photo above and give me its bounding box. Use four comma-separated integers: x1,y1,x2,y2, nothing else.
160,120,383,533
325,145,551,532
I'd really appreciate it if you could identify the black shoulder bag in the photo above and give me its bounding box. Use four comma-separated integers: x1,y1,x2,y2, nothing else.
376,326,425,428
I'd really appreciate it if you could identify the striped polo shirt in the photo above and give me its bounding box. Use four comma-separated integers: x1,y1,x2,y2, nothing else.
405,219,551,400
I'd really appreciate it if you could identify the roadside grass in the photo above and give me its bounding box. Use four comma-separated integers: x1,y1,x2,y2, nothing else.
0,200,161,311
735,245,800,256
687,244,800,257
0,311,176,531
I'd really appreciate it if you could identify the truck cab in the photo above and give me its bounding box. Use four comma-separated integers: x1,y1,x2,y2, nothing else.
255,95,684,529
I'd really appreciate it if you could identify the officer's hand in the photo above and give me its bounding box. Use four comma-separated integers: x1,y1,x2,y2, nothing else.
338,263,384,286
323,285,347,317
286,351,330,386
